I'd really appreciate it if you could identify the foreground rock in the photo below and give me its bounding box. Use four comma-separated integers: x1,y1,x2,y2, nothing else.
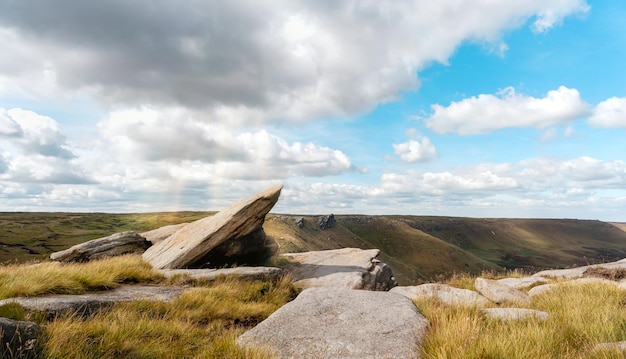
391,283,491,307
474,277,530,304
50,231,150,262
143,185,283,269
238,287,428,359
282,248,397,290
159,267,282,281
0,286,185,318
0,317,40,358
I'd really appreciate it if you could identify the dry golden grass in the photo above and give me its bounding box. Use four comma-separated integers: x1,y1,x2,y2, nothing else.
418,279,626,358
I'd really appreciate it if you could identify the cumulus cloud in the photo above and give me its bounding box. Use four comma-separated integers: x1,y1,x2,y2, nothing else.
588,97,626,128
424,86,590,135
393,137,438,163
0,1,589,123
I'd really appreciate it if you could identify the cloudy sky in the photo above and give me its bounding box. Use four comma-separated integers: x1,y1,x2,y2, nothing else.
1,0,625,220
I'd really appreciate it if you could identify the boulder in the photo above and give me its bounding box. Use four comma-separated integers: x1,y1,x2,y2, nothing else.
294,217,305,228
390,283,491,307
158,267,282,281
0,317,40,358
497,276,548,290
237,287,428,359
141,223,189,244
50,231,150,262
282,248,397,290
143,185,283,269
481,308,549,321
474,277,530,304
0,285,185,318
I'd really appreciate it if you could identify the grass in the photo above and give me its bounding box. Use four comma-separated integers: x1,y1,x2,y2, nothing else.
418,278,626,358
0,255,298,358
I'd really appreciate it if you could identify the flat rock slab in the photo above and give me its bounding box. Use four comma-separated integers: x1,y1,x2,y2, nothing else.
390,283,491,307
0,285,185,318
159,267,282,281
237,287,428,359
282,248,397,290
475,277,530,305
50,231,150,262
532,259,626,279
481,308,549,321
528,277,623,297
497,276,548,289
143,184,283,269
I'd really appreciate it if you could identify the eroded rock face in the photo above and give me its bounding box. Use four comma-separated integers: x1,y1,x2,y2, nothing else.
475,277,530,304
282,248,397,290
50,231,150,262
237,287,428,359
390,283,491,307
0,317,40,358
318,214,335,230
142,185,283,269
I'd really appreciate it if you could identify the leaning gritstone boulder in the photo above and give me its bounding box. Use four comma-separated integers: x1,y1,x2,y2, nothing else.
282,248,397,290
0,317,41,357
143,184,283,269
237,287,428,359
50,231,150,262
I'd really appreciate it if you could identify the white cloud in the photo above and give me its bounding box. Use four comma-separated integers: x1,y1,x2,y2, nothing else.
393,138,438,163
0,1,589,123
589,97,626,128
424,86,589,135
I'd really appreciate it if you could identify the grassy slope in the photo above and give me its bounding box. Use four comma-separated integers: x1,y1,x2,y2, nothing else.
2,212,626,285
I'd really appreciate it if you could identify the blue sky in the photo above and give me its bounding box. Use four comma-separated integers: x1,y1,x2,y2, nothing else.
1,0,625,220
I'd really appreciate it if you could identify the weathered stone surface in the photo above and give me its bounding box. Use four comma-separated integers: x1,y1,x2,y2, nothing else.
481,308,549,321
528,277,622,297
390,283,491,307
318,214,336,230
475,277,530,304
143,185,283,269
159,267,282,281
0,286,185,318
497,276,548,289
282,248,397,290
532,258,626,279
141,223,189,244
0,317,40,358
50,231,150,262
193,227,278,268
237,287,428,359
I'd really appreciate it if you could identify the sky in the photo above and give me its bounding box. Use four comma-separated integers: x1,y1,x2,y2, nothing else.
1,0,625,221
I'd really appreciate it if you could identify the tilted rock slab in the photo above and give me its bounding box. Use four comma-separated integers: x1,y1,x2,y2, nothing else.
481,308,549,321
0,317,40,358
282,248,397,290
237,287,428,359
158,267,282,281
390,283,491,307
50,231,150,262
475,277,530,305
0,285,185,318
143,184,283,269
141,223,189,244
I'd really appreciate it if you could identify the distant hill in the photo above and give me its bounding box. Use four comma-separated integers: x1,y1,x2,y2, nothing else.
2,212,626,285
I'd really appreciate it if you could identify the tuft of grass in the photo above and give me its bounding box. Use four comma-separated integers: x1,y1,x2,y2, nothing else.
418,279,626,358
0,255,162,299
42,276,297,358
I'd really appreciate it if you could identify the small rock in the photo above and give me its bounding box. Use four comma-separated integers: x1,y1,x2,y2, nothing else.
50,231,150,262
318,214,336,230
237,287,428,359
475,277,530,304
481,308,549,321
497,276,548,289
390,283,491,307
159,267,282,281
0,317,40,358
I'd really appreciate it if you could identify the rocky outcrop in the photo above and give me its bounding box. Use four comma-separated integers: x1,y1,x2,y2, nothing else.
143,185,283,269
0,286,185,318
0,317,40,358
141,223,189,244
294,217,305,228
158,267,282,281
391,283,491,307
237,287,428,359
50,231,150,262
282,248,397,290
318,214,335,230
474,277,530,304
481,308,549,321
